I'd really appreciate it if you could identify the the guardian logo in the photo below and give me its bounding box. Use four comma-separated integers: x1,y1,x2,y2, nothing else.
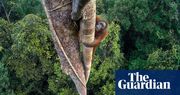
118,72,171,90
116,70,180,95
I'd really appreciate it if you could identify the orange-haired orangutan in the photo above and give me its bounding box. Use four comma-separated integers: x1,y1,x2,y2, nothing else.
83,16,108,55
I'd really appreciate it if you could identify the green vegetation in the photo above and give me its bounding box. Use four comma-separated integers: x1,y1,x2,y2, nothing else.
0,0,179,95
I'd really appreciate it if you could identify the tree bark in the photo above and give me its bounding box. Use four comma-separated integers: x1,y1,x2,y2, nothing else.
80,0,96,82
41,0,96,95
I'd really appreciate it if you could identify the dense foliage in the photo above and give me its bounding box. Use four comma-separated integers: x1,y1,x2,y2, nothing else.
0,0,179,95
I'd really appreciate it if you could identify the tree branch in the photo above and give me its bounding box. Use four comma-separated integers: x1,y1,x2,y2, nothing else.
0,1,10,22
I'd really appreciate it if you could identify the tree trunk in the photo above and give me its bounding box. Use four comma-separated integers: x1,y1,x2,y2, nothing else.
79,0,96,82
41,0,96,95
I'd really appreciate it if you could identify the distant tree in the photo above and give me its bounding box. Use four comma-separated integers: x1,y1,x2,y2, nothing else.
96,0,116,20
109,0,180,69
0,0,44,22
0,18,13,60
0,62,14,95
2,14,57,94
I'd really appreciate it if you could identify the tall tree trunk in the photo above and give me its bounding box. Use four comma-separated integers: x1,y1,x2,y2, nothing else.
41,0,96,95
79,0,96,82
